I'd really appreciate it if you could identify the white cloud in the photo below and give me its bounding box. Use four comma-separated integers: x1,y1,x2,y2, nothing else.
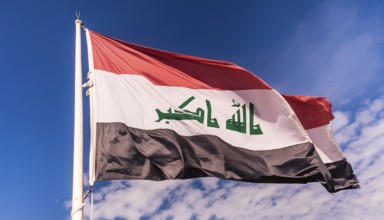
77,96,384,220
332,111,350,132
269,1,384,104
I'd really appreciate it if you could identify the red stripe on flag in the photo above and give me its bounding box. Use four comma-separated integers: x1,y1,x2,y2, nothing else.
89,30,272,90
283,95,334,129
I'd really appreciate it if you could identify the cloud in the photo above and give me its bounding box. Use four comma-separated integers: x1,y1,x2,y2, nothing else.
269,1,384,104
332,111,350,132
78,96,384,220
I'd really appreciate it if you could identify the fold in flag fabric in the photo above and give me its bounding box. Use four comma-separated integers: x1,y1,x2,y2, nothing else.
85,30,359,193
283,95,359,191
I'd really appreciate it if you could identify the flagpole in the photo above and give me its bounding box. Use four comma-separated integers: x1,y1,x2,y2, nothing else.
71,17,84,220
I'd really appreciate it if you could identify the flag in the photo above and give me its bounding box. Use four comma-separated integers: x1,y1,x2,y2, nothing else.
283,95,359,191
85,30,358,192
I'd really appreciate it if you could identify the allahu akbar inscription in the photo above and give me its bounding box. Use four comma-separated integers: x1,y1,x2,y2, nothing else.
155,96,263,135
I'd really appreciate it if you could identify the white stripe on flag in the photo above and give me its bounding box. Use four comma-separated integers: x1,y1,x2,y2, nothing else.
92,70,311,151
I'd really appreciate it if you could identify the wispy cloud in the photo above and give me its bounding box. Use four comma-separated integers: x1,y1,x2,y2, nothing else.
80,96,384,220
269,1,384,104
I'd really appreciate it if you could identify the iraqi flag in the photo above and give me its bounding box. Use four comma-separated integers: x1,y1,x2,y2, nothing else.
85,30,358,193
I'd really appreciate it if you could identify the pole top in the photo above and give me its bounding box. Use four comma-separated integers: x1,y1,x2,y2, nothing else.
75,11,82,25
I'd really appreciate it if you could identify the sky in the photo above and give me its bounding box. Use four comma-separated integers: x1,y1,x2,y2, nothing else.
0,0,383,219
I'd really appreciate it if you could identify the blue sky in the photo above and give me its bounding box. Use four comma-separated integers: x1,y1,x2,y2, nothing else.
0,0,383,219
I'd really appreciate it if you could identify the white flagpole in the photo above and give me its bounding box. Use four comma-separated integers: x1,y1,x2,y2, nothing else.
71,17,84,220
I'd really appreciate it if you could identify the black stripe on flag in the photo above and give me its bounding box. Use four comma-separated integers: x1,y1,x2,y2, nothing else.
94,122,343,192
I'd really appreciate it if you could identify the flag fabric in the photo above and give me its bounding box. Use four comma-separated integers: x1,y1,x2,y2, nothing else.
85,30,358,192
283,95,359,191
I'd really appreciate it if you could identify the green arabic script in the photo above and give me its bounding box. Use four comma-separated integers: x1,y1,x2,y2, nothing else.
155,96,219,128
226,102,263,135
155,96,263,135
